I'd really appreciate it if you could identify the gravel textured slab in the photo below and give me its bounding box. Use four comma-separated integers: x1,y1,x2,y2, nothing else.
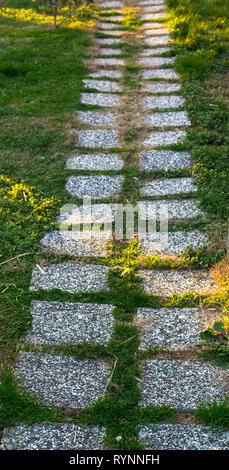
57,203,116,226
104,15,124,21
142,4,166,11
30,263,109,293
94,58,125,65
143,35,170,45
141,177,197,196
78,129,119,147
99,48,122,56
66,175,124,199
144,95,185,109
98,22,121,29
66,153,123,170
99,1,123,7
139,425,229,450
140,360,228,409
80,93,119,108
140,150,190,170
136,307,220,350
140,47,171,56
141,12,167,20
139,269,217,295
26,301,115,345
95,38,122,45
15,352,109,409
2,424,105,450
140,231,208,255
143,28,169,36
143,130,186,146
144,82,181,93
142,68,179,79
138,199,203,221
78,111,118,126
41,230,111,257
83,79,120,92
140,22,167,29
146,111,190,127
89,70,122,78
139,57,175,67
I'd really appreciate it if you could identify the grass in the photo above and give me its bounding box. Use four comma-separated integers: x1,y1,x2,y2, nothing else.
0,0,229,450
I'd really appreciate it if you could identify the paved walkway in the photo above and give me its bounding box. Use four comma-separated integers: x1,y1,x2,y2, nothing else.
2,0,229,450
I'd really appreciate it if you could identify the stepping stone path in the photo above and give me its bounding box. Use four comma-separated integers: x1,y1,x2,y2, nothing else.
4,0,228,452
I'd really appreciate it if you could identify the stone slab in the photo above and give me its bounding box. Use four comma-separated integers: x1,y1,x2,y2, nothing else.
94,58,125,65
66,153,123,170
144,95,185,109
143,29,169,36
144,82,181,93
139,57,174,67
142,68,179,79
140,231,208,255
80,93,119,107
143,130,186,146
139,425,229,450
141,177,196,196
139,269,217,295
77,129,119,147
30,263,109,293
99,48,123,55
83,79,120,92
57,203,116,226
41,230,111,257
26,301,115,345
89,70,122,78
66,175,124,199
95,38,122,45
138,199,203,220
140,47,171,56
140,360,229,409
2,424,105,450
146,111,190,127
78,111,118,126
15,352,109,409
140,150,190,170
136,307,220,349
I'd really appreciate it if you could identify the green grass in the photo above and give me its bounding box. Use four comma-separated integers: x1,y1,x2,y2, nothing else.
195,399,229,431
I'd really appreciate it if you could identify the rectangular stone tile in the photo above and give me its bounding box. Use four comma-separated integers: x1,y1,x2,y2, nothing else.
94,58,125,65
141,12,167,20
139,57,174,67
139,269,217,295
66,153,123,170
143,35,170,45
30,264,109,292
15,352,109,408
141,4,166,11
89,70,122,78
144,82,181,93
139,425,229,450
140,360,228,409
136,307,221,350
57,203,116,226
95,38,122,45
144,95,185,109
138,199,203,221
140,47,171,56
140,22,167,29
146,111,190,127
98,22,121,29
142,68,179,79
77,129,119,148
143,130,186,147
99,1,123,7
83,79,120,92
26,301,115,345
143,28,169,36
66,175,123,199
2,424,105,450
78,111,118,126
99,48,122,55
140,231,208,255
140,150,190,170
80,93,119,107
104,15,124,21
141,177,197,196
41,230,111,257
